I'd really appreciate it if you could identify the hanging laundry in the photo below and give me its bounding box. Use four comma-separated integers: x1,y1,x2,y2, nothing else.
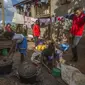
37,1,42,7
39,18,50,25
52,17,56,23
24,4,31,19
27,4,31,17
25,17,38,28
24,4,26,13
27,4,31,8
39,18,55,26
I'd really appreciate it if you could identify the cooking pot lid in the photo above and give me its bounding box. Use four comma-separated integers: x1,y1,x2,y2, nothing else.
18,62,37,77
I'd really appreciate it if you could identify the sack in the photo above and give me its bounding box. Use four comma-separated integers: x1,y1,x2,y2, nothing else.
31,52,41,64
61,64,85,85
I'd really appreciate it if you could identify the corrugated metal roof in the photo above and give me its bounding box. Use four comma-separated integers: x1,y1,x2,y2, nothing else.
13,0,32,7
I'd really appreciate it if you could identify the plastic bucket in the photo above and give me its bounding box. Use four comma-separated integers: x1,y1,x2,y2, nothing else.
2,49,8,56
52,68,61,77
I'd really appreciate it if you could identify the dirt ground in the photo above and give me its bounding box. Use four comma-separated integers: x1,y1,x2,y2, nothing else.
0,35,85,85
12,35,85,85
64,35,85,74
0,42,67,85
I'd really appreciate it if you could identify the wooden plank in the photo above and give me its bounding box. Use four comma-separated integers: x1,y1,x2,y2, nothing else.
0,40,12,49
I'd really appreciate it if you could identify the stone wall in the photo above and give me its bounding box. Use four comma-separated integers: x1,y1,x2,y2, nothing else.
51,0,85,16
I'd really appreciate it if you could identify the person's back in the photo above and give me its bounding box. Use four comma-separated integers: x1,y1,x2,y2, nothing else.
33,24,40,37
33,20,40,46
12,33,24,43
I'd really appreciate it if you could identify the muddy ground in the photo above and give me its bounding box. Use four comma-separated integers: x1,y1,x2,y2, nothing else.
0,34,85,85
0,42,67,85
64,35,85,74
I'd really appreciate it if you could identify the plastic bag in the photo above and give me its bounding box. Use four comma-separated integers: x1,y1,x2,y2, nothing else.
61,64,85,85
59,44,69,51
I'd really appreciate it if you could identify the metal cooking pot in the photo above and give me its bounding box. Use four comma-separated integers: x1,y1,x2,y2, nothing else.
18,62,37,84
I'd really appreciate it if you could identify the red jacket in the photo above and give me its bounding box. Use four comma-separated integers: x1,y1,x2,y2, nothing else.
33,24,40,37
5,26,12,32
70,13,85,36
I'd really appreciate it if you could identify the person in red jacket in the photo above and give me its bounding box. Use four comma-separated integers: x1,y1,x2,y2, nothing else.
5,23,12,32
68,7,85,62
33,20,40,46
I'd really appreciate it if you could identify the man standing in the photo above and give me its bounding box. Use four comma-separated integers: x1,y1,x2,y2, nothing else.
33,20,40,46
68,7,85,62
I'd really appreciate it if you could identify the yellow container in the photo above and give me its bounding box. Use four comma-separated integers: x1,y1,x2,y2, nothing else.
36,45,46,51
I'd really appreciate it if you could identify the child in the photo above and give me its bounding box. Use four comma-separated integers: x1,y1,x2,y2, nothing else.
41,41,55,67
42,41,55,58
4,32,27,62
32,20,40,46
